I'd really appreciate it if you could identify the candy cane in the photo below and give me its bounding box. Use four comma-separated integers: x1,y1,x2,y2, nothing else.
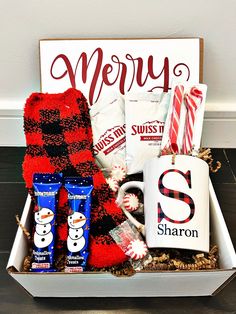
182,87,203,154
168,85,184,153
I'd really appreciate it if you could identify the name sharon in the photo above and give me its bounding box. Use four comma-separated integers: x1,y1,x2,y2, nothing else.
157,223,199,238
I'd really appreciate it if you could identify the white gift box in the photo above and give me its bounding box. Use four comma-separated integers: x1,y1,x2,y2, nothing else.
6,181,236,298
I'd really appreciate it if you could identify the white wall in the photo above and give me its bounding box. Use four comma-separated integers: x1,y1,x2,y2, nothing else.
0,0,236,146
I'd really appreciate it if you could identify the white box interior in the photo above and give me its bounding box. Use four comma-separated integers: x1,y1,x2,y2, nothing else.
6,181,236,297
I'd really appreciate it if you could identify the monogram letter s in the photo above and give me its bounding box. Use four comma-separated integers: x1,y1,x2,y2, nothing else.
157,169,195,224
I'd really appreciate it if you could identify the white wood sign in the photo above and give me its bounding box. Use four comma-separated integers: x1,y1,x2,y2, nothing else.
40,38,203,105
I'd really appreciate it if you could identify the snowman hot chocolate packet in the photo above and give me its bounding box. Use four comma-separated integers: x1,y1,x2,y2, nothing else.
90,92,126,170
65,176,93,272
31,173,62,272
125,92,170,174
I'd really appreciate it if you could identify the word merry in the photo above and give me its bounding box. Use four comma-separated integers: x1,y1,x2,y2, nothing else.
157,223,198,238
50,48,190,105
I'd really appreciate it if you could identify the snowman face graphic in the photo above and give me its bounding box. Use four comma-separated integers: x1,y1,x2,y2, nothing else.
68,212,86,229
34,208,54,225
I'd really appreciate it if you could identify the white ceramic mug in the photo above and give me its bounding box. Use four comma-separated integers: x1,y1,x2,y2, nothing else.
117,155,209,252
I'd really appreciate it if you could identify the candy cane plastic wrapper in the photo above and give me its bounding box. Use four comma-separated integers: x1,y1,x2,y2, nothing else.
161,82,207,155
167,84,184,153
182,85,207,155
109,220,152,271
90,92,126,170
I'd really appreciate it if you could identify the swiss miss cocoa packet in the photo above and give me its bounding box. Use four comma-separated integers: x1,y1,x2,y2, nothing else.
90,92,126,170
125,92,170,174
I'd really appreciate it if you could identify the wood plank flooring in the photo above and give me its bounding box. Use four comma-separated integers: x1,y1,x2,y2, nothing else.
0,148,235,314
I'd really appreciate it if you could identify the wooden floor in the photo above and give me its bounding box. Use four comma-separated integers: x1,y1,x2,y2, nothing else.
0,148,236,313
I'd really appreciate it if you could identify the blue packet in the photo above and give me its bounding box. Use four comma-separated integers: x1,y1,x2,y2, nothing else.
31,173,62,272
65,176,93,272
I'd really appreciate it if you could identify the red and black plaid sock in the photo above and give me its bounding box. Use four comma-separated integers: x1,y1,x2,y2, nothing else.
23,88,128,268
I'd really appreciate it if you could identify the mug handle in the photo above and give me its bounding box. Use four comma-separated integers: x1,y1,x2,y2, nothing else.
116,181,145,236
